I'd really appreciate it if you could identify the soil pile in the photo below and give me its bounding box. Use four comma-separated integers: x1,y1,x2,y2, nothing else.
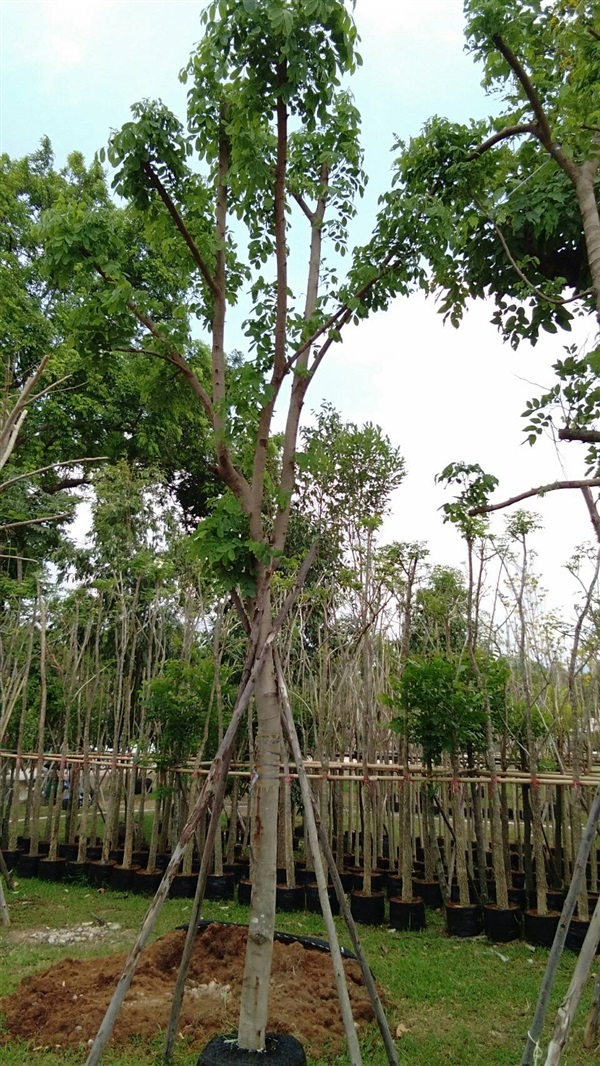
1,922,376,1056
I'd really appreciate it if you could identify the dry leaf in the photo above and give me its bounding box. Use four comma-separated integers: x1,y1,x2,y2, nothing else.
395,1023,409,1038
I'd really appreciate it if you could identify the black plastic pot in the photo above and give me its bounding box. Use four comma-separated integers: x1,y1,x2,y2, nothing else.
412,878,443,910
564,915,600,955
224,863,244,885
305,882,340,917
38,857,66,881
58,842,79,861
547,889,566,911
445,902,483,938
111,864,138,891
198,1033,306,1065
523,910,561,949
87,859,116,886
450,881,479,905
386,874,402,899
170,873,198,899
389,897,426,932
350,869,384,893
339,871,354,893
237,880,252,906
295,866,316,887
507,887,528,912
275,884,305,913
483,903,522,943
131,849,150,867
511,870,526,889
237,859,251,881
350,890,385,926
17,852,40,878
206,873,235,901
64,860,89,882
132,868,163,894
2,849,20,871
86,845,102,861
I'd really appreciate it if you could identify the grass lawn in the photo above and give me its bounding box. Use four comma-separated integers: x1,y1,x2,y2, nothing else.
0,877,596,1065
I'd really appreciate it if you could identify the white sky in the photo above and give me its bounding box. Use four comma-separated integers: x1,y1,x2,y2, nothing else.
1,0,596,614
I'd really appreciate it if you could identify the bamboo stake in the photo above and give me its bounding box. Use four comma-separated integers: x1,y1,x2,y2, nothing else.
521,782,600,1065
544,894,600,1065
278,658,399,1066
583,968,600,1048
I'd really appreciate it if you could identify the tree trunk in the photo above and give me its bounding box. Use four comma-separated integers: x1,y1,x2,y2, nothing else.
237,607,281,1052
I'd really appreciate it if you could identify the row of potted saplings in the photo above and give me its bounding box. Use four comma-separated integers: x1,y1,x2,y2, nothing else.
0,759,596,950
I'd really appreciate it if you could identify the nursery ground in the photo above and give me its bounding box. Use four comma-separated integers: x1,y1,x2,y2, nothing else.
0,877,596,1065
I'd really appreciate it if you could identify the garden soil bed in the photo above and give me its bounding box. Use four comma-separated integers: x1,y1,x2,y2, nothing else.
1,922,377,1055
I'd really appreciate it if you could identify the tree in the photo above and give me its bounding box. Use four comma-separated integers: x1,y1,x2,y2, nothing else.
39,1,416,1053
387,0,600,482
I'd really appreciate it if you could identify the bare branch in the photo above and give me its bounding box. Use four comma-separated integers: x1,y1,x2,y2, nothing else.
0,456,108,494
0,513,72,532
469,479,600,516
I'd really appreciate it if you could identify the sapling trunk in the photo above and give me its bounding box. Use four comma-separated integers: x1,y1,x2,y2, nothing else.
450,750,470,906
29,596,48,858
400,733,413,901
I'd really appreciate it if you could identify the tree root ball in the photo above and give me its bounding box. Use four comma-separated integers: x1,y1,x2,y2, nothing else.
198,1032,306,1065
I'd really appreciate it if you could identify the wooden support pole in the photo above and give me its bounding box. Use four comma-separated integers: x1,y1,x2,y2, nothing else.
521,782,600,1065
544,895,600,1065
163,735,236,1061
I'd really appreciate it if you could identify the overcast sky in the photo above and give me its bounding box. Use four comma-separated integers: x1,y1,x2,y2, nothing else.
1,0,596,615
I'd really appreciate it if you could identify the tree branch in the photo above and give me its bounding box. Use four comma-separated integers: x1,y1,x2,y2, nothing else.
141,162,221,300
0,513,72,532
559,426,600,444
93,264,215,421
581,486,600,543
0,456,108,494
492,34,579,183
93,264,252,509
291,191,315,223
468,123,538,159
476,197,591,305
469,479,600,516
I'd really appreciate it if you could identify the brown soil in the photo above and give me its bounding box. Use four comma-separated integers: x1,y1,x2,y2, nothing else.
1,922,377,1056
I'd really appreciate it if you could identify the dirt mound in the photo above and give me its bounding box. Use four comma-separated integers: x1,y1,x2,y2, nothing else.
1,922,377,1056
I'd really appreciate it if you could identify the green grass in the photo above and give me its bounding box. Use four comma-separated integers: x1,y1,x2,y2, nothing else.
0,878,597,1065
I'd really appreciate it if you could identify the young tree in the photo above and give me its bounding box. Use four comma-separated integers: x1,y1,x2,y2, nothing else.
40,2,415,1052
